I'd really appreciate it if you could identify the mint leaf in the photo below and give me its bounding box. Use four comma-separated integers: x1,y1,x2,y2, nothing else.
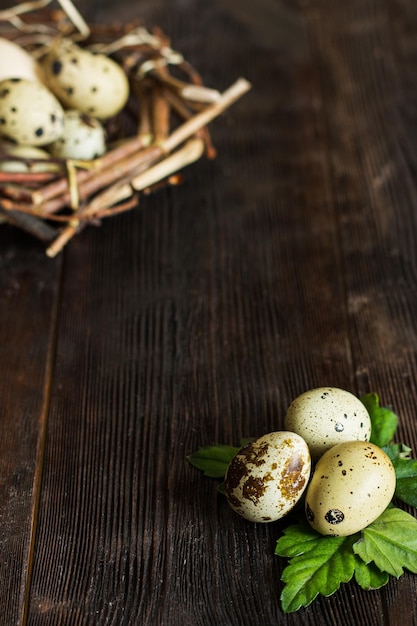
186,444,240,478
382,443,412,461
276,521,357,613
353,507,417,577
354,556,389,590
382,444,417,507
391,457,417,507
360,393,398,447
275,519,323,558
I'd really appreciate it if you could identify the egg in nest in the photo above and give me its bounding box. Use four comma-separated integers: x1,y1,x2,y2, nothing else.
42,41,129,120
0,78,64,146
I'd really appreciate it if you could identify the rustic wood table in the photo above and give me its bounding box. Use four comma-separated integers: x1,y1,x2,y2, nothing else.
1,0,417,624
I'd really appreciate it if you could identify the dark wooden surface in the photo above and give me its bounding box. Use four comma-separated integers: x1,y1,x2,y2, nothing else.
1,0,417,624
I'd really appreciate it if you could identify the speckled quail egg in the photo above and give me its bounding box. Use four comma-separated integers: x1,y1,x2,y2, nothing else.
0,37,45,83
42,40,129,120
47,109,106,160
0,78,64,146
0,144,59,173
284,387,371,460
305,441,396,536
224,431,311,523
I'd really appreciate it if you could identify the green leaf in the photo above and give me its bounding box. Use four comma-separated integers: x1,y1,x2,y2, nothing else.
382,444,417,507
275,521,357,613
353,507,417,577
360,393,398,447
186,444,240,478
275,520,323,558
354,556,389,590
391,457,417,507
382,443,412,462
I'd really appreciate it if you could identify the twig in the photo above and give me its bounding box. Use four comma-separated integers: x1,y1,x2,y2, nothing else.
45,137,205,257
161,77,251,154
30,134,152,205
0,204,56,241
149,70,221,104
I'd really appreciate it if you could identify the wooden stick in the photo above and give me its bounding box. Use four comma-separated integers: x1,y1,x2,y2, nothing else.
150,70,221,103
46,221,80,258
0,205,56,241
161,87,217,159
132,136,204,191
0,171,60,185
46,137,205,256
152,85,171,144
161,78,251,153
31,134,151,205
83,137,205,216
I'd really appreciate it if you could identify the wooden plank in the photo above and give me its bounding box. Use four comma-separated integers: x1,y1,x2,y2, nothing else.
26,3,356,623
304,1,417,624
17,1,417,625
0,228,61,625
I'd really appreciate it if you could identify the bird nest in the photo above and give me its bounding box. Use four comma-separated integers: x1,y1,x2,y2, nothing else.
0,0,250,256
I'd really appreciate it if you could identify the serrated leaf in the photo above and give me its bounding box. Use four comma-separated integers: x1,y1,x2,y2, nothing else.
382,444,417,507
276,521,357,613
186,444,240,478
353,507,417,577
391,457,417,507
360,393,398,447
382,443,408,461
275,520,323,558
354,556,389,590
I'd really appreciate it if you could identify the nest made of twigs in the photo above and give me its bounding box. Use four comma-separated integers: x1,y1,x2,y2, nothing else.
0,0,250,256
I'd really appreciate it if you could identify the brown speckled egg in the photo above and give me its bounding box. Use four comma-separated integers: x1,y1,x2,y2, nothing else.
224,431,311,523
0,78,64,146
305,441,396,536
42,41,129,120
285,387,371,460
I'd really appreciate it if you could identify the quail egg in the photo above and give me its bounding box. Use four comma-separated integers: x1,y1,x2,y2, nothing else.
47,110,106,160
42,40,129,120
0,37,45,83
284,387,371,460
224,431,311,523
305,441,396,536
0,144,59,173
0,78,64,146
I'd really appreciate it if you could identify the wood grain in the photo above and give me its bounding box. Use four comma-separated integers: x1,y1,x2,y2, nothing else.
0,229,61,625
0,0,416,624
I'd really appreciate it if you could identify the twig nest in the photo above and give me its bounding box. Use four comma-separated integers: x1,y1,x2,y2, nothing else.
0,78,64,146
41,40,130,120
47,109,106,160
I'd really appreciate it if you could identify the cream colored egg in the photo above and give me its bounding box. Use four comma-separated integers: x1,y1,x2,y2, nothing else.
224,431,311,523
285,387,371,459
0,37,45,83
48,110,106,160
0,144,59,173
42,41,129,120
0,78,64,146
305,441,396,536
